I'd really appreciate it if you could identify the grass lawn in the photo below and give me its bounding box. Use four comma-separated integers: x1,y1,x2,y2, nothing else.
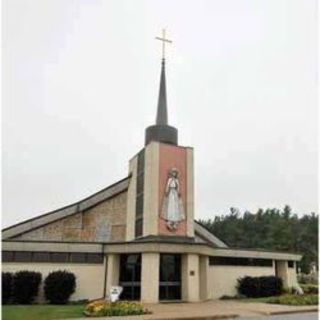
2,305,85,320
241,294,319,306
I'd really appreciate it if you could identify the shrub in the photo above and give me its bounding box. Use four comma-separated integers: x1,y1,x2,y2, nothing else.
2,272,13,304
44,270,76,304
84,300,151,317
298,273,319,285
267,294,318,306
237,276,283,298
300,284,318,294
12,271,42,304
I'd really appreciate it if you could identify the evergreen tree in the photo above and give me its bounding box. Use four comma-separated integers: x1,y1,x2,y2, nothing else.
198,206,318,273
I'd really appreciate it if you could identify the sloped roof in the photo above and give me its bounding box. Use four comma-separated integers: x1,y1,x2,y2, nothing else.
2,175,228,249
2,176,130,239
194,221,228,248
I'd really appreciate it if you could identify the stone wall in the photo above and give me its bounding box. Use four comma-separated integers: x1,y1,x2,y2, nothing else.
13,192,127,242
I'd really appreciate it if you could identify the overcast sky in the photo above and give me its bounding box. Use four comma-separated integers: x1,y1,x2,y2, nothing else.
2,0,318,228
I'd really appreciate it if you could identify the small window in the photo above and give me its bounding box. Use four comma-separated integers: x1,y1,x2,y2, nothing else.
15,251,32,262
136,174,144,195
87,253,104,264
209,256,273,267
135,194,144,216
51,252,69,263
137,150,145,174
33,252,50,262
70,253,86,263
288,261,294,268
135,218,143,238
2,251,14,262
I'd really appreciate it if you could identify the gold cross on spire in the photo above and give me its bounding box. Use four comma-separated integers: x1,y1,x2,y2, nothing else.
155,28,172,60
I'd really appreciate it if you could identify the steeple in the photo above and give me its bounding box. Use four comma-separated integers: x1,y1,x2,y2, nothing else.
156,59,168,125
145,30,178,146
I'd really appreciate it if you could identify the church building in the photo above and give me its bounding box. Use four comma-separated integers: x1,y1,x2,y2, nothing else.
2,36,301,303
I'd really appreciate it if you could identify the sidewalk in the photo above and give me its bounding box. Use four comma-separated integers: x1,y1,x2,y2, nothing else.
70,300,318,320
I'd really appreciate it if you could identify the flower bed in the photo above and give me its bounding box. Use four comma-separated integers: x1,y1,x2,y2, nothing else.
84,300,151,317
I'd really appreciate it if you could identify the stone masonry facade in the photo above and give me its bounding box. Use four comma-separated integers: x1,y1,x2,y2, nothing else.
13,191,127,242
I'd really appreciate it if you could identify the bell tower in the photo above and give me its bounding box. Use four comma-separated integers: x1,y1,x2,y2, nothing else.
126,31,194,241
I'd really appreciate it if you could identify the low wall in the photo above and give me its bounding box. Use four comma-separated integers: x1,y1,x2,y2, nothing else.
208,265,275,299
3,262,106,302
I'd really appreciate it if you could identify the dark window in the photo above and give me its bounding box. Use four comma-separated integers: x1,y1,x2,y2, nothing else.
159,254,181,300
14,251,32,262
87,253,104,264
209,256,273,267
136,174,144,195
137,151,145,173
135,218,143,238
51,252,69,263
70,253,86,263
288,261,294,268
134,150,145,238
119,254,141,300
2,251,104,264
135,194,144,217
33,252,50,262
2,251,14,262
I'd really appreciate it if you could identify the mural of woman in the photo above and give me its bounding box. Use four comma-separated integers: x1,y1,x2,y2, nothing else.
161,168,185,230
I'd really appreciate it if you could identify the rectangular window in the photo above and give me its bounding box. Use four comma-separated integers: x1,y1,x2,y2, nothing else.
2,251,14,262
51,252,69,263
87,253,104,264
14,251,32,262
135,195,144,218
135,218,143,238
137,151,145,174
136,174,144,195
33,252,50,262
209,256,273,267
288,261,294,268
135,150,145,238
70,253,86,263
2,251,104,264
119,254,141,300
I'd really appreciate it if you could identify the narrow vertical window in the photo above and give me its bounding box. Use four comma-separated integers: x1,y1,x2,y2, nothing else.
135,150,145,237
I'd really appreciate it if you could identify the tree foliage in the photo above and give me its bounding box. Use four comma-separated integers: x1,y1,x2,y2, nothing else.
198,205,318,273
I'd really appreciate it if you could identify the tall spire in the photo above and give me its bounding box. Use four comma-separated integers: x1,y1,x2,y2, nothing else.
156,59,168,125
145,29,178,146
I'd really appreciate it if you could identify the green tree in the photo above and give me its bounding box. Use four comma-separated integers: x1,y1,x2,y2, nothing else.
198,206,318,273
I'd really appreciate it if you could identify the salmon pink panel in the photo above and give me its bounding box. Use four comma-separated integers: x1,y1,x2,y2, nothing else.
158,143,187,236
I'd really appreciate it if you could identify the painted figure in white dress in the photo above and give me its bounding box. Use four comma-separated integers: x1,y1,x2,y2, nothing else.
161,168,185,230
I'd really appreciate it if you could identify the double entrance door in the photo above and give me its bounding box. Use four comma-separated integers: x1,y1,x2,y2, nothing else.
118,253,182,301
119,254,141,300
159,254,181,301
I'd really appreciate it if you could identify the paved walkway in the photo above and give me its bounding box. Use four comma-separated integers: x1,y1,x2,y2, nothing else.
239,312,318,320
70,300,318,320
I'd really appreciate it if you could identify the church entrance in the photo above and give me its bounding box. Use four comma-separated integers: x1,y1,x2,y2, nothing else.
159,254,181,301
119,254,141,300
